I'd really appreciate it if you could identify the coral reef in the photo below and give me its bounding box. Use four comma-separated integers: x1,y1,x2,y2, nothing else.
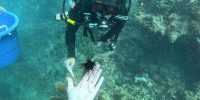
134,0,200,43
49,80,68,100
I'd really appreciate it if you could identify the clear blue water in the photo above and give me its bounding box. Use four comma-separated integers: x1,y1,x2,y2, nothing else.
0,0,200,100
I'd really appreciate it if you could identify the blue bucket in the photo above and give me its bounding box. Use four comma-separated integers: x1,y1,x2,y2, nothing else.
0,10,20,68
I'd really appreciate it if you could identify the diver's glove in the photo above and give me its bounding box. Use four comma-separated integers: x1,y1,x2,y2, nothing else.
65,58,76,77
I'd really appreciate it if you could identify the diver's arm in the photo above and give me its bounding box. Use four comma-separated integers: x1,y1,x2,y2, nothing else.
100,20,126,43
65,24,80,58
112,20,126,43
65,2,82,58
101,7,129,43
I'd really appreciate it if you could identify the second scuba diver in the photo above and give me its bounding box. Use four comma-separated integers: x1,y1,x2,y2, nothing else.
57,0,131,69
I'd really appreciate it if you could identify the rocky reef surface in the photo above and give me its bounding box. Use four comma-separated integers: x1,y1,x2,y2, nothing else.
134,0,200,43
51,0,200,100
0,0,200,100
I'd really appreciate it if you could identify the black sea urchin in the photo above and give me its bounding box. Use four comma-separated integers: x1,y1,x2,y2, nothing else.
81,54,97,76
82,56,96,70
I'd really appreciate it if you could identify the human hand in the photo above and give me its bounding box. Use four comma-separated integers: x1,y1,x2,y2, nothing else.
66,65,104,100
65,58,75,77
66,58,75,67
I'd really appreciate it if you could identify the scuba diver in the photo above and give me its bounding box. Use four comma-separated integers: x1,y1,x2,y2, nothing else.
56,0,131,70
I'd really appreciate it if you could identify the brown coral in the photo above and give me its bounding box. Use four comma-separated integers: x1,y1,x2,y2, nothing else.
55,80,68,95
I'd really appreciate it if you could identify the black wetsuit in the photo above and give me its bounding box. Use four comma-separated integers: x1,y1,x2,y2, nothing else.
65,0,128,58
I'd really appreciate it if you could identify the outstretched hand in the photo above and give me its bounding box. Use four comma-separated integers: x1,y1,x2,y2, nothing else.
66,64,104,100
65,58,76,77
66,58,75,69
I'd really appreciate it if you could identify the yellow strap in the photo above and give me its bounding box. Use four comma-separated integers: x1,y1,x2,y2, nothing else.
0,6,6,11
67,19,76,25
0,25,8,30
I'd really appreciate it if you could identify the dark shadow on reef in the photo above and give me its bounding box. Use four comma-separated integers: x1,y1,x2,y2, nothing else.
174,36,200,91
115,22,200,93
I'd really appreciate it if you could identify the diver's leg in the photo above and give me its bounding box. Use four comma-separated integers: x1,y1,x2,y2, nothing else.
65,24,80,58
87,28,96,44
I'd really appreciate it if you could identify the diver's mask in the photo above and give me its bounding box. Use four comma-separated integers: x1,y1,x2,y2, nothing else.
87,2,128,30
91,2,118,31
91,2,119,16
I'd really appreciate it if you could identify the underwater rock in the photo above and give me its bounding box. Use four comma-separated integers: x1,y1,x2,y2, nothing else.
135,74,153,87
138,0,152,6
99,92,113,100
49,96,65,100
134,0,200,43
